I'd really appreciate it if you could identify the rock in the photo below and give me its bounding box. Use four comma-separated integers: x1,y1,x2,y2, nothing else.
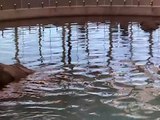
0,63,34,87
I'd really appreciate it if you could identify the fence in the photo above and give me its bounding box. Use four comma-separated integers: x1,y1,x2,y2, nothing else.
0,0,160,10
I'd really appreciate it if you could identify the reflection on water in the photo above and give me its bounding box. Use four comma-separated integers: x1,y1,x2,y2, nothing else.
0,17,160,120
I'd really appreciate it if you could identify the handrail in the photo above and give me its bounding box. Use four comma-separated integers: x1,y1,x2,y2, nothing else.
0,0,159,10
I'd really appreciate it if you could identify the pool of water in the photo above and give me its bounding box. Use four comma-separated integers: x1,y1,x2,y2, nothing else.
0,16,160,120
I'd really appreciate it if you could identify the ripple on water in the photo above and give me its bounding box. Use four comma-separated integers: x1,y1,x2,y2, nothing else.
0,17,160,120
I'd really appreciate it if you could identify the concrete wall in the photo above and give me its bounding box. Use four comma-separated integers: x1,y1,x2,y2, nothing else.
0,0,160,21
1,6,160,21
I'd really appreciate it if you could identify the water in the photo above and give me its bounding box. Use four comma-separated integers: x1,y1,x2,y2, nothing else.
0,16,160,120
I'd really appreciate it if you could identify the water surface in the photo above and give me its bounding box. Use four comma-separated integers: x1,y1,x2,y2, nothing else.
0,17,160,120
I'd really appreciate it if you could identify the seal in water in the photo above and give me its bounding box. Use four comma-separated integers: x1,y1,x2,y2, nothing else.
0,63,34,88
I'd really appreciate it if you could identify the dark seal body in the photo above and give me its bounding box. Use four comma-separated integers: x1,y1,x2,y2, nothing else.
0,63,34,88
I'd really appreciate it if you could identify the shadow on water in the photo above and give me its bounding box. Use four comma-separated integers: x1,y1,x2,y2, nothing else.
0,16,160,119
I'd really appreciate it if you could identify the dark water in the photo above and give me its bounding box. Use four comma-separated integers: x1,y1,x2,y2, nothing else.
0,17,160,120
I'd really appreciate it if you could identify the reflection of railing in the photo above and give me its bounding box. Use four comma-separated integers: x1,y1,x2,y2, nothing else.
0,0,159,10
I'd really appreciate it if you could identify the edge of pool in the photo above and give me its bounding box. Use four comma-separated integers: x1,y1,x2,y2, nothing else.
0,5,160,21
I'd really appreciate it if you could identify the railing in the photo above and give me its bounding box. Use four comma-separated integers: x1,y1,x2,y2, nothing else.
0,0,159,10
0,0,160,21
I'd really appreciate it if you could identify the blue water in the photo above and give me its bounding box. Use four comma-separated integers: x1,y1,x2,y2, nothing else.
0,17,160,120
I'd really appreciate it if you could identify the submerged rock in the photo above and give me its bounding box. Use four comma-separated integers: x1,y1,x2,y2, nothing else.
0,63,34,88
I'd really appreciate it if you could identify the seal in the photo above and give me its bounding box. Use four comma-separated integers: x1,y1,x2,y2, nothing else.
0,63,34,88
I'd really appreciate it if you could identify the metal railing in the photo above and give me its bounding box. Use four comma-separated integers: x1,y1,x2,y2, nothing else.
0,0,158,10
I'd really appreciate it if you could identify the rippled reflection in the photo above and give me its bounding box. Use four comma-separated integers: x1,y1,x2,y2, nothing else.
0,17,160,120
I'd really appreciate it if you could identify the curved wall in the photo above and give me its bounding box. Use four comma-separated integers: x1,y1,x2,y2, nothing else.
0,0,160,21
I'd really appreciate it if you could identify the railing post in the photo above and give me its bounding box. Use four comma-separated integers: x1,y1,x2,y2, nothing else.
124,0,126,5
49,0,51,6
20,0,23,8
137,0,140,6
150,0,153,6
110,0,112,6
83,0,85,6
96,0,99,6
55,1,58,7
28,3,30,8
69,1,71,6
41,2,44,8
0,5,3,10
14,4,17,10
